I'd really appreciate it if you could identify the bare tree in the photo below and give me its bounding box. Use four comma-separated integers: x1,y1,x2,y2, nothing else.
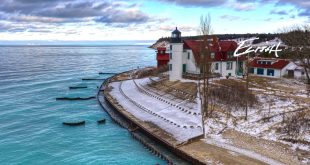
208,80,258,121
245,56,249,120
279,25,310,84
198,14,213,137
199,14,213,35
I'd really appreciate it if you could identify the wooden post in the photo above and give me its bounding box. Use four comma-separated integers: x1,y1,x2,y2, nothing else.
245,53,249,120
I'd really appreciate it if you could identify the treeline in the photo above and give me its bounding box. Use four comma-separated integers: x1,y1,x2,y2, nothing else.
155,33,279,44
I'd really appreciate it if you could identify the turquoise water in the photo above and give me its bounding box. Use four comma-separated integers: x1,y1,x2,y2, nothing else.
0,45,166,164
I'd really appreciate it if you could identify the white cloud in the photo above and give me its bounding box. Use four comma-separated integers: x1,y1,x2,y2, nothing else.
229,2,256,11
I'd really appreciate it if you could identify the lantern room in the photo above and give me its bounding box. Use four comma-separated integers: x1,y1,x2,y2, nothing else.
171,27,181,43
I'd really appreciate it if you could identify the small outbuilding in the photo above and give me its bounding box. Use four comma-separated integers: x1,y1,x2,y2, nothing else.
249,58,295,78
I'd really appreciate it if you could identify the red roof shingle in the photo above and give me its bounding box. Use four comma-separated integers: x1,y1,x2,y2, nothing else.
156,47,166,51
249,58,290,69
183,39,240,64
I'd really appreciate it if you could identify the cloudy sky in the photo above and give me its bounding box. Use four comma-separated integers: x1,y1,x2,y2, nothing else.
0,0,309,41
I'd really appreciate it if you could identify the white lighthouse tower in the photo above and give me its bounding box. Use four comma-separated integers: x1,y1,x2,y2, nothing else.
168,27,183,81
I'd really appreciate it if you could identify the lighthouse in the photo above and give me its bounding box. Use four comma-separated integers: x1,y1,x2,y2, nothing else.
168,27,183,81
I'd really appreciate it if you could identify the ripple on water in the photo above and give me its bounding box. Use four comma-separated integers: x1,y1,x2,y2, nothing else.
0,45,167,165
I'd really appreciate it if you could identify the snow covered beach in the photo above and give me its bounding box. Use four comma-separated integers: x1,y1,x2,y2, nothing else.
109,78,203,142
102,69,309,165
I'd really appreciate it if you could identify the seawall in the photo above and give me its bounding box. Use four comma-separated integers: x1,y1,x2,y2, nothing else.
97,71,268,165
97,73,205,165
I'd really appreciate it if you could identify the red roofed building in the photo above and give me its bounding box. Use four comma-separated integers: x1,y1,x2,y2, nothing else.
249,58,295,78
183,40,246,77
168,27,246,80
156,47,169,67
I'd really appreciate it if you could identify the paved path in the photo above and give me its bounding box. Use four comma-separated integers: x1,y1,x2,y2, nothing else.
103,78,286,165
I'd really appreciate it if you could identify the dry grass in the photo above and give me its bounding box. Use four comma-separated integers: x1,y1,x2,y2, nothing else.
148,79,198,102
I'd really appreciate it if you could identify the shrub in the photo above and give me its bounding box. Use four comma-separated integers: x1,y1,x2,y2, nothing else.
279,111,310,139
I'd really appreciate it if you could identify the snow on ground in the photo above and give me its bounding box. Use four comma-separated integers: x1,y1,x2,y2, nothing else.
188,76,310,165
203,138,285,165
108,75,308,163
204,77,310,160
109,78,203,142
209,93,309,150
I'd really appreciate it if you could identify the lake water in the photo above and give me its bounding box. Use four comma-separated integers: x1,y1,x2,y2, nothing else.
0,44,169,165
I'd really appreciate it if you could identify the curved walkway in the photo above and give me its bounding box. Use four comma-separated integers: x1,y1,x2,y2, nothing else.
106,76,286,165
136,80,201,116
109,78,202,142
120,80,202,130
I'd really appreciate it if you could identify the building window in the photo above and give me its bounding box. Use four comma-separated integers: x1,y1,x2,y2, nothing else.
169,64,172,71
215,63,219,70
211,52,215,59
187,52,190,59
170,45,172,50
226,62,232,70
257,68,264,75
267,69,274,76
170,53,172,59
267,61,271,65
302,71,305,75
227,52,234,58
249,68,254,74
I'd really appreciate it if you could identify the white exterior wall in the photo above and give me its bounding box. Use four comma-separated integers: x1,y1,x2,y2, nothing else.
280,62,295,77
212,61,237,77
252,68,257,75
294,70,303,79
223,61,236,77
169,43,183,81
252,67,281,78
168,44,246,80
251,62,295,78
273,70,281,78
294,70,308,79
211,62,220,74
184,50,200,74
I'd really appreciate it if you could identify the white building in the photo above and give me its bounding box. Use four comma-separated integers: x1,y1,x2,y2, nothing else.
286,63,309,79
249,58,295,78
168,28,245,81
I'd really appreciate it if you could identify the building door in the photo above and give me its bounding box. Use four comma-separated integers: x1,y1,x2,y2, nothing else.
237,61,243,76
288,70,294,78
182,64,186,73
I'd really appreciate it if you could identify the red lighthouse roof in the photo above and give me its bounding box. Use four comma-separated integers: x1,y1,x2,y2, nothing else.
156,47,166,51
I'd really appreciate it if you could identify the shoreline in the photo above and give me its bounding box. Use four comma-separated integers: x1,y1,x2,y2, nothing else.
97,72,204,165
97,70,273,165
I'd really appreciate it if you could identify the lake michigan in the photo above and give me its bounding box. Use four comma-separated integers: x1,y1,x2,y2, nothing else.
0,42,167,165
